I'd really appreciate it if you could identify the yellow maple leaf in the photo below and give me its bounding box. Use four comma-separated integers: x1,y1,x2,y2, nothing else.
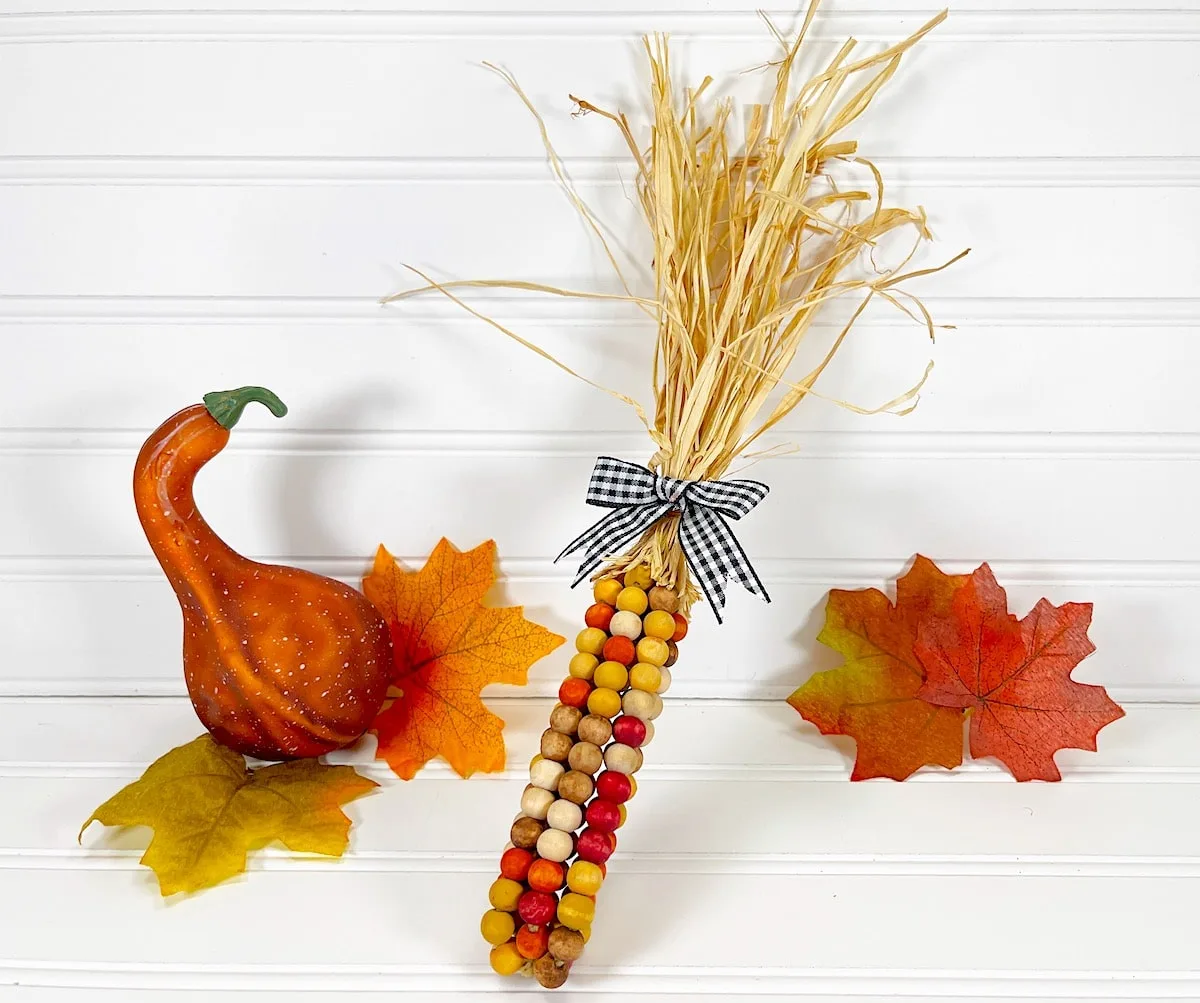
363,538,565,779
80,734,378,895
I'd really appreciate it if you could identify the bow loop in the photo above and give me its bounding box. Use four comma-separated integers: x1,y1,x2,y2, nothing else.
557,456,770,624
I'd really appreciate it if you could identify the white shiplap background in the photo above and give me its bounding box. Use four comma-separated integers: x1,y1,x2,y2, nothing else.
3,2,1200,1000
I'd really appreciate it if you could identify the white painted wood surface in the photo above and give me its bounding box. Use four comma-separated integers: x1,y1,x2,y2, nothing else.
2,2,1199,999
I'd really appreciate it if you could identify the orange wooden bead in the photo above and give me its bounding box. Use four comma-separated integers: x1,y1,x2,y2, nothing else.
602,634,636,666
584,602,616,631
500,846,533,882
671,612,689,642
527,858,565,892
558,677,592,709
516,923,551,960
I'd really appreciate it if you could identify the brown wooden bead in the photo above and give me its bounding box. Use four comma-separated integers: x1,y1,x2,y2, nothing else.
567,741,604,776
541,728,574,762
533,953,571,989
648,586,679,613
548,927,585,962
549,703,583,736
511,815,545,849
557,769,595,804
577,714,613,746
664,639,679,667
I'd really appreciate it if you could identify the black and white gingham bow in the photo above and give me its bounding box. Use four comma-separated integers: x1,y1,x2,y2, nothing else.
556,456,770,623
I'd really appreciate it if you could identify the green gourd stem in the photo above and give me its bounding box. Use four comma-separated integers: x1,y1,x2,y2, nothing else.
202,386,288,430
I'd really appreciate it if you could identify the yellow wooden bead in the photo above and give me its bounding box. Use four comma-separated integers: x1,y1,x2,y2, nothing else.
628,775,638,798
587,686,623,718
488,877,524,912
593,577,623,605
489,941,525,976
642,609,676,640
567,860,604,895
624,564,654,590
530,753,543,769
558,892,597,930
617,803,628,828
656,665,672,694
576,628,607,655
629,662,662,692
593,660,629,691
636,636,670,666
569,652,599,680
481,909,516,946
615,586,649,615
579,923,592,943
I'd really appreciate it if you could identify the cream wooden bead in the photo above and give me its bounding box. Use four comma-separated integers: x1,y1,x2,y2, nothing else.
530,758,565,791
604,743,642,775
536,827,574,863
622,688,656,721
521,785,555,820
648,693,664,720
641,720,655,746
608,609,644,640
656,666,672,694
546,798,584,832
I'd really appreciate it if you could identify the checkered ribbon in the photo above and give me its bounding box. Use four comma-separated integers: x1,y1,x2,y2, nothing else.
557,455,770,623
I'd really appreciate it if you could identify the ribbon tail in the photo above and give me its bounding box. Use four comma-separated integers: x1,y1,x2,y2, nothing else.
677,509,771,624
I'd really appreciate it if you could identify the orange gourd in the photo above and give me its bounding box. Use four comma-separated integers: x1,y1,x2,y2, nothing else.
134,386,392,760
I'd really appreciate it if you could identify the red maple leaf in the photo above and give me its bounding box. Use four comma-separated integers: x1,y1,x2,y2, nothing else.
914,563,1124,781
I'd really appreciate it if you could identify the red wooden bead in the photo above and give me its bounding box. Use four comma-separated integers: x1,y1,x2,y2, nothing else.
517,889,558,926
500,846,533,882
671,613,689,642
584,602,616,631
558,677,592,709
595,770,633,804
602,635,636,666
611,715,647,748
585,799,621,832
576,827,614,864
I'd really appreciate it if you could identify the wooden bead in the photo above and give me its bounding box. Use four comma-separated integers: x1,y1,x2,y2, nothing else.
575,627,608,654
546,798,583,832
601,634,636,666
648,693,664,720
622,688,656,721
616,586,649,614
648,586,679,612
656,666,672,694
592,576,623,606
586,687,623,719
608,609,644,639
636,636,670,666
510,815,545,849
584,602,615,631
624,564,654,589
533,953,571,989
664,640,679,667
549,703,583,735
541,729,574,762
577,714,613,746
568,652,598,680
671,612,689,642
642,609,676,640
548,927,585,962
489,941,524,976
593,660,629,691
521,784,555,820
558,768,595,802
642,720,655,745
604,742,642,775
536,827,574,863
530,758,564,791
629,662,662,692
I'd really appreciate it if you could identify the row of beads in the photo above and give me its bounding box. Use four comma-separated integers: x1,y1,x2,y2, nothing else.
482,565,683,988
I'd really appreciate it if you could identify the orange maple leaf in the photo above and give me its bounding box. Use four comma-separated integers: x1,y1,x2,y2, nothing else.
915,563,1124,782
788,556,968,781
362,539,564,780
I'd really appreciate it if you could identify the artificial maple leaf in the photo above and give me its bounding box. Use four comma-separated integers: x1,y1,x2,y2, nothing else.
915,563,1124,781
80,734,377,895
363,539,565,780
788,555,968,780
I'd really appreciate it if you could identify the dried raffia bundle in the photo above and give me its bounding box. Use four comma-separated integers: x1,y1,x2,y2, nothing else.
387,1,964,986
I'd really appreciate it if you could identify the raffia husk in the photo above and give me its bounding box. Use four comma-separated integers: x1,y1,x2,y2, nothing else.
385,2,966,612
